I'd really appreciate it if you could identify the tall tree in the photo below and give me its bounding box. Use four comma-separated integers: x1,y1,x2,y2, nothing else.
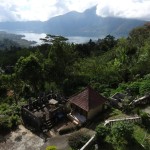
44,36,77,85
15,55,43,93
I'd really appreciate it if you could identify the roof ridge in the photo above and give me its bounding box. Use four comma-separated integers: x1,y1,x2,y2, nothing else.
87,86,91,110
68,86,89,100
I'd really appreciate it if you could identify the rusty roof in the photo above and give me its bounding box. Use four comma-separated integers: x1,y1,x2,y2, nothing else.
68,86,107,112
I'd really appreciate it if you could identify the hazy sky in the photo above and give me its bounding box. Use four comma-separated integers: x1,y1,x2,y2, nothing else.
0,0,149,22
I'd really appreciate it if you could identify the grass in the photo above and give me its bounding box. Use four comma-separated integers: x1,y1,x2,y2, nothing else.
142,105,150,114
82,107,150,150
84,108,129,130
92,108,150,150
134,124,150,146
97,124,148,150
107,108,128,119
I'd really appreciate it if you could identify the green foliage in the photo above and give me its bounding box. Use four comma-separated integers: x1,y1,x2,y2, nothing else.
97,35,117,52
128,24,150,48
128,81,140,96
59,124,80,135
133,124,150,149
2,24,150,99
143,138,150,150
0,31,35,49
68,132,90,150
45,146,57,150
110,122,134,149
1,24,150,134
0,103,20,133
15,54,43,92
140,112,150,127
140,80,150,95
45,41,76,84
95,124,110,142
0,85,7,98
0,116,11,132
10,115,20,128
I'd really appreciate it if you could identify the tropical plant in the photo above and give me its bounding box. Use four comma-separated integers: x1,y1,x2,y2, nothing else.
68,132,90,150
45,146,57,150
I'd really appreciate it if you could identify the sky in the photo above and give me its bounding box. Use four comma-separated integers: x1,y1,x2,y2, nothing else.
0,0,150,22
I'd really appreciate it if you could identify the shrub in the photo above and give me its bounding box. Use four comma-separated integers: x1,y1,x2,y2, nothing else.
0,103,20,133
59,124,80,135
95,124,110,143
128,82,140,96
68,131,90,150
0,86,7,97
140,112,150,127
140,80,150,95
46,146,57,150
110,122,134,149
0,116,11,133
10,115,20,128
143,138,150,150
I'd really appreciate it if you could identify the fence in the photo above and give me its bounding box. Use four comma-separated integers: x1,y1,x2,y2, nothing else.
104,116,141,126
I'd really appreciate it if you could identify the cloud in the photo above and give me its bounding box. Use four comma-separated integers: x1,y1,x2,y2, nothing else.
0,0,99,21
0,6,16,21
63,0,98,12
0,0,149,22
0,0,65,21
96,0,150,21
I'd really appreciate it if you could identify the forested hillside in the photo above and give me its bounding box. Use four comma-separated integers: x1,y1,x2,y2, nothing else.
0,23,150,133
0,31,36,49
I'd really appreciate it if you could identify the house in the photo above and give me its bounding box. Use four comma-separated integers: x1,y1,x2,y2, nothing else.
67,86,107,124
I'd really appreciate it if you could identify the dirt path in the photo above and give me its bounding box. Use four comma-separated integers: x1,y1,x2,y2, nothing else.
0,125,95,150
41,128,95,150
41,134,70,150
0,125,44,150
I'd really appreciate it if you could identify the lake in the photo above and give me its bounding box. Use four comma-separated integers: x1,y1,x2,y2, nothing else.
17,32,100,45
0,30,100,45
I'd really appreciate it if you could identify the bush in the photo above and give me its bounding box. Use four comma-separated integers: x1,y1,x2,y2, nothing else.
0,116,11,133
68,131,90,150
0,103,20,133
46,146,57,150
111,83,128,95
140,80,150,95
143,138,150,150
0,86,7,97
110,122,134,149
140,112,150,127
10,115,20,128
95,124,110,143
128,82,140,96
59,124,80,135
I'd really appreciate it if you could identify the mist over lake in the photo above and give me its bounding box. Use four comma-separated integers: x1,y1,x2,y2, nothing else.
0,29,100,45
15,31,100,45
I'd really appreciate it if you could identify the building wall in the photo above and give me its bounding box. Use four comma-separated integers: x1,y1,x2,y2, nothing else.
71,103,87,118
87,104,103,120
21,108,42,131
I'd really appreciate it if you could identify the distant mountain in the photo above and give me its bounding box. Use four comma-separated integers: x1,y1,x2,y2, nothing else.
0,6,146,37
0,21,44,33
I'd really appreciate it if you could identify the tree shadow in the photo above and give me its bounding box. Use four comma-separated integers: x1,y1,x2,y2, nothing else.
97,141,114,150
126,138,145,150
84,108,114,130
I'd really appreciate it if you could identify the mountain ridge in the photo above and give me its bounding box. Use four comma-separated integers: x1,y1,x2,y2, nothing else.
0,6,146,37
